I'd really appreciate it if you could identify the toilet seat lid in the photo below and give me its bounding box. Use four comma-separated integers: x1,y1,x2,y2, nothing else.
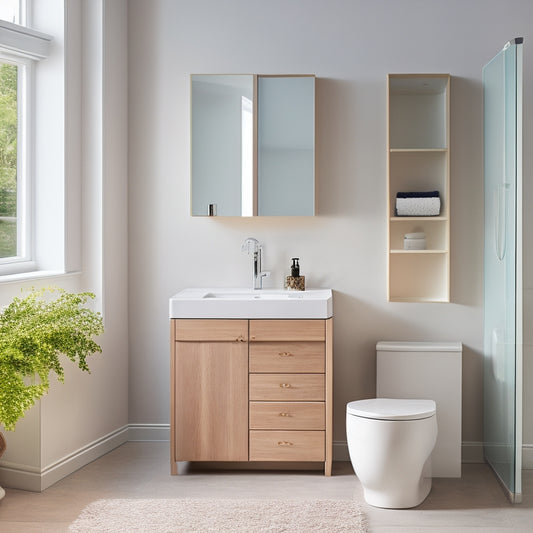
347,398,436,421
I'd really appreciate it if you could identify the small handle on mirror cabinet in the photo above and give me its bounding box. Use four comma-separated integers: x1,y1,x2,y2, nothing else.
278,352,293,357
278,412,292,417
279,383,292,388
277,441,294,447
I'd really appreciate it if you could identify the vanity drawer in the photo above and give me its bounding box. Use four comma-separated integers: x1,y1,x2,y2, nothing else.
249,430,325,461
249,342,325,373
174,319,248,342
249,401,325,430
249,320,325,342
249,374,325,401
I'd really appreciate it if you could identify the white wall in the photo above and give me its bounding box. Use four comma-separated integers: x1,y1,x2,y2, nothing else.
128,0,533,459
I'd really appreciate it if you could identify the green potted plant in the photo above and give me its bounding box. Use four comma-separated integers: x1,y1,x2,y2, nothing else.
0,288,104,500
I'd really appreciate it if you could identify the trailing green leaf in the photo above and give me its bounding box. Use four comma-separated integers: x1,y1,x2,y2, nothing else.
0,288,104,431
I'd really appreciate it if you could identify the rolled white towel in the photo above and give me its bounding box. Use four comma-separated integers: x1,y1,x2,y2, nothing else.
396,197,440,216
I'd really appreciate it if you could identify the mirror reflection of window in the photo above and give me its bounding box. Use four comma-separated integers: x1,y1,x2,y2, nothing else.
241,96,253,217
191,74,254,216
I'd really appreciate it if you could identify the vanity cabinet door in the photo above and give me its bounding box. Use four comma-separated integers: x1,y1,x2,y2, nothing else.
172,319,248,464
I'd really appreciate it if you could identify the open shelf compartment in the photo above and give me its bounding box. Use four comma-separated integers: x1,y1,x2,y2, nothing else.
387,73,450,302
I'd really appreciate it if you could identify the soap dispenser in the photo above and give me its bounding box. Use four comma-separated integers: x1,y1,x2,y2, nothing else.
291,258,300,277
286,257,305,291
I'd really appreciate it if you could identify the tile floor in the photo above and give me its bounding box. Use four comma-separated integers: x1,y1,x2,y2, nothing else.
0,441,532,532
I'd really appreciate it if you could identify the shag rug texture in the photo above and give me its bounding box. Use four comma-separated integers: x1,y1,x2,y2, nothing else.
68,497,367,533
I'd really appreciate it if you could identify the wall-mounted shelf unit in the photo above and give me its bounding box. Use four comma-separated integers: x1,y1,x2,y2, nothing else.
387,74,450,302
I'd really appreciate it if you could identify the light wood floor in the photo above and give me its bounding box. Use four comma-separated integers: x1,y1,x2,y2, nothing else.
0,441,532,532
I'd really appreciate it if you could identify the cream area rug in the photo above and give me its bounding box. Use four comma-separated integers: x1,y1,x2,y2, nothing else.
69,498,367,533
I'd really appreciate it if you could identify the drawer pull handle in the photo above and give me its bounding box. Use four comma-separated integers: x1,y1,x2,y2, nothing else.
278,352,293,357
279,412,292,417
280,383,292,388
235,336,246,343
277,441,294,447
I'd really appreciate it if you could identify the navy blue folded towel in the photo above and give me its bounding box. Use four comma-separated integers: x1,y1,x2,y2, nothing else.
396,191,440,198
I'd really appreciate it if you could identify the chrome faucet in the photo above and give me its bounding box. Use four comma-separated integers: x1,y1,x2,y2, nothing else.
241,237,270,290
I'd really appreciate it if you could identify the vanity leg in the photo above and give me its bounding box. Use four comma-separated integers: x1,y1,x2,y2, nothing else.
171,460,178,476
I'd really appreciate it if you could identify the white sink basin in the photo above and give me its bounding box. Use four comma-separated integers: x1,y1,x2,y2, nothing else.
169,288,333,319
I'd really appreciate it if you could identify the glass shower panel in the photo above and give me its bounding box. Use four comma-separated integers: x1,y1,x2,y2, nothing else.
483,39,522,502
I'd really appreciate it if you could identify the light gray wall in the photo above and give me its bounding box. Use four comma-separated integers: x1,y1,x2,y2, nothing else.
128,0,533,455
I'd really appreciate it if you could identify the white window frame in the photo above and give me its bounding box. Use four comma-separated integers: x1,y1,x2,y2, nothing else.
0,18,51,276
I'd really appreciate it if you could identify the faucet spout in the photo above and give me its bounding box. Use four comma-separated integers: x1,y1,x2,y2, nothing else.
241,237,270,290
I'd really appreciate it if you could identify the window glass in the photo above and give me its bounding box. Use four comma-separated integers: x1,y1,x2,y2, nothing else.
0,62,18,260
0,1,20,24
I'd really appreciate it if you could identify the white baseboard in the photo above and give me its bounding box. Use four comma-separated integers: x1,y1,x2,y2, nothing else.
333,440,350,461
125,430,529,471
128,423,170,441
1,428,529,493
523,445,533,469
0,426,129,492
459,442,533,469
334,440,533,470
461,441,485,463
334,440,486,466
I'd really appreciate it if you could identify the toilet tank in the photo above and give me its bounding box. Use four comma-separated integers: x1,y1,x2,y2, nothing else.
376,341,462,478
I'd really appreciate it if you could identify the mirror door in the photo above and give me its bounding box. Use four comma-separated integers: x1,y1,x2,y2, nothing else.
257,75,315,215
191,75,254,216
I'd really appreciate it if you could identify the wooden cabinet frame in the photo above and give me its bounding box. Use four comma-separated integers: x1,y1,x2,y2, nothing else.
171,318,333,476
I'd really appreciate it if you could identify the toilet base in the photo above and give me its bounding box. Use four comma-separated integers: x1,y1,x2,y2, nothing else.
346,402,437,511
363,474,432,509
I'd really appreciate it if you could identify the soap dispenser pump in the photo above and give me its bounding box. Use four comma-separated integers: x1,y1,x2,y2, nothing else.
286,258,305,291
291,258,300,277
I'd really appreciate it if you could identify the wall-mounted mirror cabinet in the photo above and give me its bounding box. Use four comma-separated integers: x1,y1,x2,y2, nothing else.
191,74,315,216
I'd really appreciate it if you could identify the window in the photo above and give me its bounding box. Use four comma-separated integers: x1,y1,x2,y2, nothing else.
0,0,21,25
0,3,51,275
0,57,30,268
0,60,20,261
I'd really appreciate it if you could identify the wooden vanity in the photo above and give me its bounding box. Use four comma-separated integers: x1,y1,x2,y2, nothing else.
170,318,333,475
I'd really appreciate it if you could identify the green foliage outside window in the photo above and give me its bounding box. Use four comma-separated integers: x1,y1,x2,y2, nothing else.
0,288,104,431
0,62,18,258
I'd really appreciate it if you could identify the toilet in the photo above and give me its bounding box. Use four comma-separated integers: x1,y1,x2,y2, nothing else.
345,340,461,509
346,398,437,508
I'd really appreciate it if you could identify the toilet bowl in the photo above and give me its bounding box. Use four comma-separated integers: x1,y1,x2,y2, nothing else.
346,398,437,509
